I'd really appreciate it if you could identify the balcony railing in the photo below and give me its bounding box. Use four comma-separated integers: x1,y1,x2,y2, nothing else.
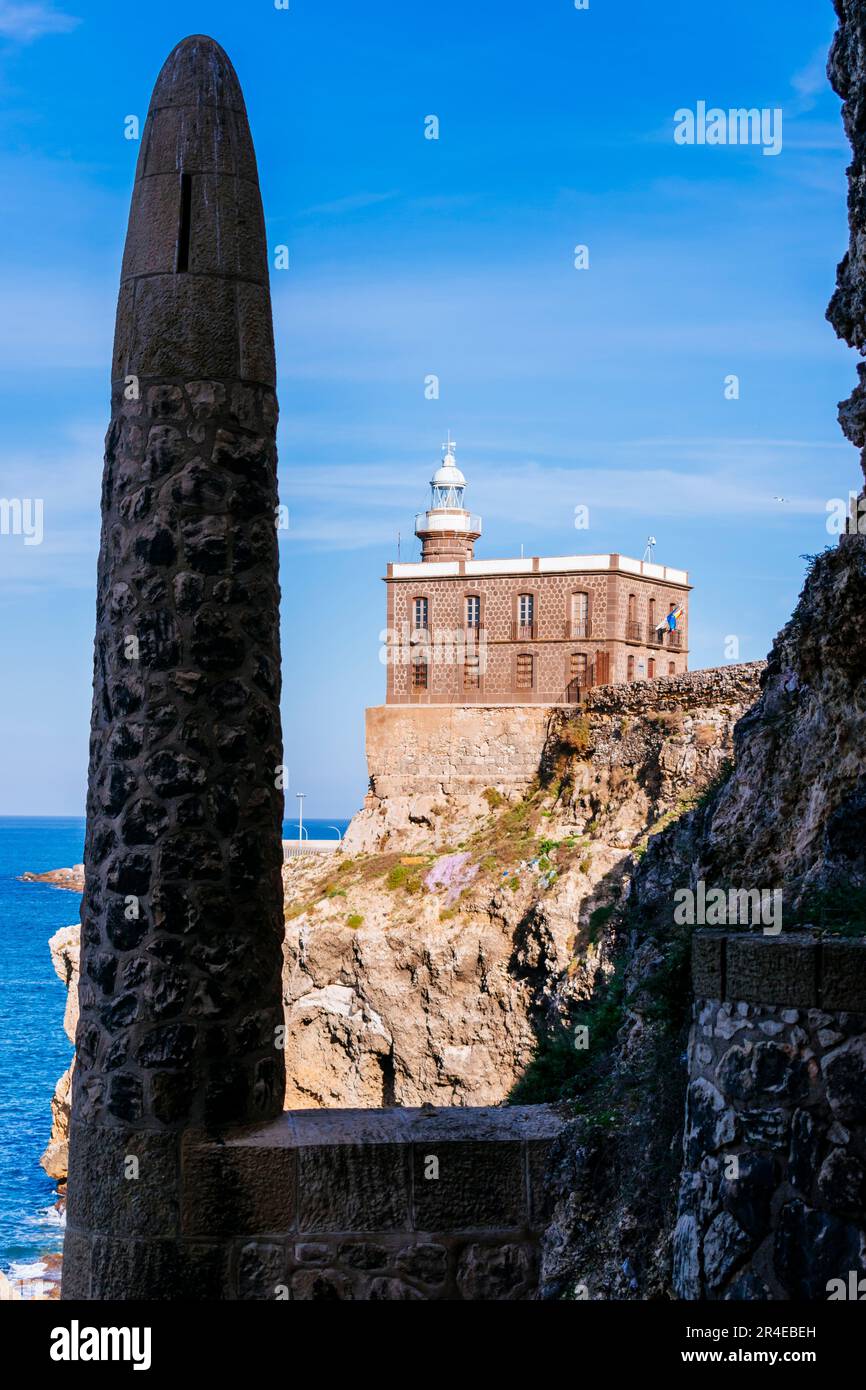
565,619,592,639
647,625,663,646
625,620,642,642
512,621,537,640
667,630,683,649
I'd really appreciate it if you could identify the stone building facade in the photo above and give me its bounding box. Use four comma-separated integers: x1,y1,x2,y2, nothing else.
384,443,690,704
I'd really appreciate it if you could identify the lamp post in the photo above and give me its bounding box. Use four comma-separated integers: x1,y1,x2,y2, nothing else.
296,791,306,841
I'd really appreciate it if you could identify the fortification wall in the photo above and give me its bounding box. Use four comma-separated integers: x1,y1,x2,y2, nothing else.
582,661,766,716
674,932,866,1300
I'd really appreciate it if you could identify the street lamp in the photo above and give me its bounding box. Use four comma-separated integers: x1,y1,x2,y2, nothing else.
296,792,306,841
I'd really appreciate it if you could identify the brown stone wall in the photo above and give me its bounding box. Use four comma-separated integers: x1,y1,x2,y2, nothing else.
384,564,689,703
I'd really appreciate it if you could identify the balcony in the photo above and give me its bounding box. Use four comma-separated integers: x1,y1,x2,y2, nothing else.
512,621,537,641
415,511,482,534
625,620,642,642
647,625,663,646
667,630,683,649
565,619,592,639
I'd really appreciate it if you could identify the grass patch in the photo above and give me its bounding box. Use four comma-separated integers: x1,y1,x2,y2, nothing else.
346,913,364,929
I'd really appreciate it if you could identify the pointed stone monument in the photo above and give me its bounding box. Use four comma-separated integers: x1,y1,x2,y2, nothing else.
62,35,285,1299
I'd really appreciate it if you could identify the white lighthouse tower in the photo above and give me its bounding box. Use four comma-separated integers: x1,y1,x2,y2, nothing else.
415,433,482,562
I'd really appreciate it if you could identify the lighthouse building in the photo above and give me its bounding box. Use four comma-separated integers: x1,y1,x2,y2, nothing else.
384,439,690,705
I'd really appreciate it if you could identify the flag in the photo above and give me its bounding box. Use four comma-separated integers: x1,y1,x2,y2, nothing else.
667,605,683,631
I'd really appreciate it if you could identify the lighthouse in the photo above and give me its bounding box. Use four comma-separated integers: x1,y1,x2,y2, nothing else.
414,434,482,562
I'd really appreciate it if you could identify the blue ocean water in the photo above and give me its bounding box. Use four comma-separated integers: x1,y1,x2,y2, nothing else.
0,816,82,1280
0,813,349,1281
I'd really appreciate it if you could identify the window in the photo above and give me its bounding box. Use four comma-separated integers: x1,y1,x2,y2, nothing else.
411,660,428,690
464,655,480,689
466,595,480,629
648,597,656,636
413,597,429,631
648,658,655,678
571,592,589,637
570,652,587,683
627,655,635,682
626,594,640,641
568,652,587,700
668,661,675,675
518,594,534,626
516,653,533,690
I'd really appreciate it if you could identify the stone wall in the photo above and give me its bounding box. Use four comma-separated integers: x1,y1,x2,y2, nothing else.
346,664,763,854
582,662,766,716
364,702,554,799
168,1105,561,1300
674,932,866,1300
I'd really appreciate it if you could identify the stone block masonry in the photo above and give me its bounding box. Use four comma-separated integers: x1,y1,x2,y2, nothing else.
674,931,866,1300
66,1106,563,1301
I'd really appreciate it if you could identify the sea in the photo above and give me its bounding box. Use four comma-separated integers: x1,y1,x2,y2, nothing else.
0,813,349,1289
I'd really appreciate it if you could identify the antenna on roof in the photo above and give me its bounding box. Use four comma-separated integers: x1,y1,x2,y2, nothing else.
397,529,401,561
642,535,657,563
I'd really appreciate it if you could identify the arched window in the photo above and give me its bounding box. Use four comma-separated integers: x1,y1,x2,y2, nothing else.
570,591,590,638
648,657,656,679
516,652,534,690
668,661,675,676
568,652,587,701
648,597,656,640
627,655,635,682
413,596,429,631
516,593,535,639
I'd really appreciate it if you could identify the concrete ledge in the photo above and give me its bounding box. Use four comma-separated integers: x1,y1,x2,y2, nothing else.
692,930,866,1011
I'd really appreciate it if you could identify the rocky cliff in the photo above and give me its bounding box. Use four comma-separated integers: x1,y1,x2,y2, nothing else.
538,0,866,1301
41,664,762,1176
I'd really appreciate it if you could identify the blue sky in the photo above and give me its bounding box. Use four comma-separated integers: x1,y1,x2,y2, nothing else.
0,0,857,815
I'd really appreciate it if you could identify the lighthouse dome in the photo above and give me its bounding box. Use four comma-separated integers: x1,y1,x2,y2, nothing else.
431,458,466,489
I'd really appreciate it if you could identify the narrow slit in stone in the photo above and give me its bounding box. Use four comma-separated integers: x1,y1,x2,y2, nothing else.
176,172,192,273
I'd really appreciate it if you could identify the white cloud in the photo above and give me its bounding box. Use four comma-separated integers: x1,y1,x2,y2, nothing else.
0,2,79,42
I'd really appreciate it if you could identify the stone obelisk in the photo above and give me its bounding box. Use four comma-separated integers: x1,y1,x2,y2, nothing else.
62,35,285,1299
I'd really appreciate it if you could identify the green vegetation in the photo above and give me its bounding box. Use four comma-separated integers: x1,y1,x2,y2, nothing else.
788,884,866,937
482,787,505,810
558,715,592,756
508,970,627,1105
587,901,615,943
385,863,423,893
346,913,364,929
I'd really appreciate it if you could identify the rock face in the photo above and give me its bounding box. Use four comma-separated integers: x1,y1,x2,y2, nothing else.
62,35,286,1301
41,927,79,1182
281,667,762,1107
45,664,763,1166
540,4,866,1302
